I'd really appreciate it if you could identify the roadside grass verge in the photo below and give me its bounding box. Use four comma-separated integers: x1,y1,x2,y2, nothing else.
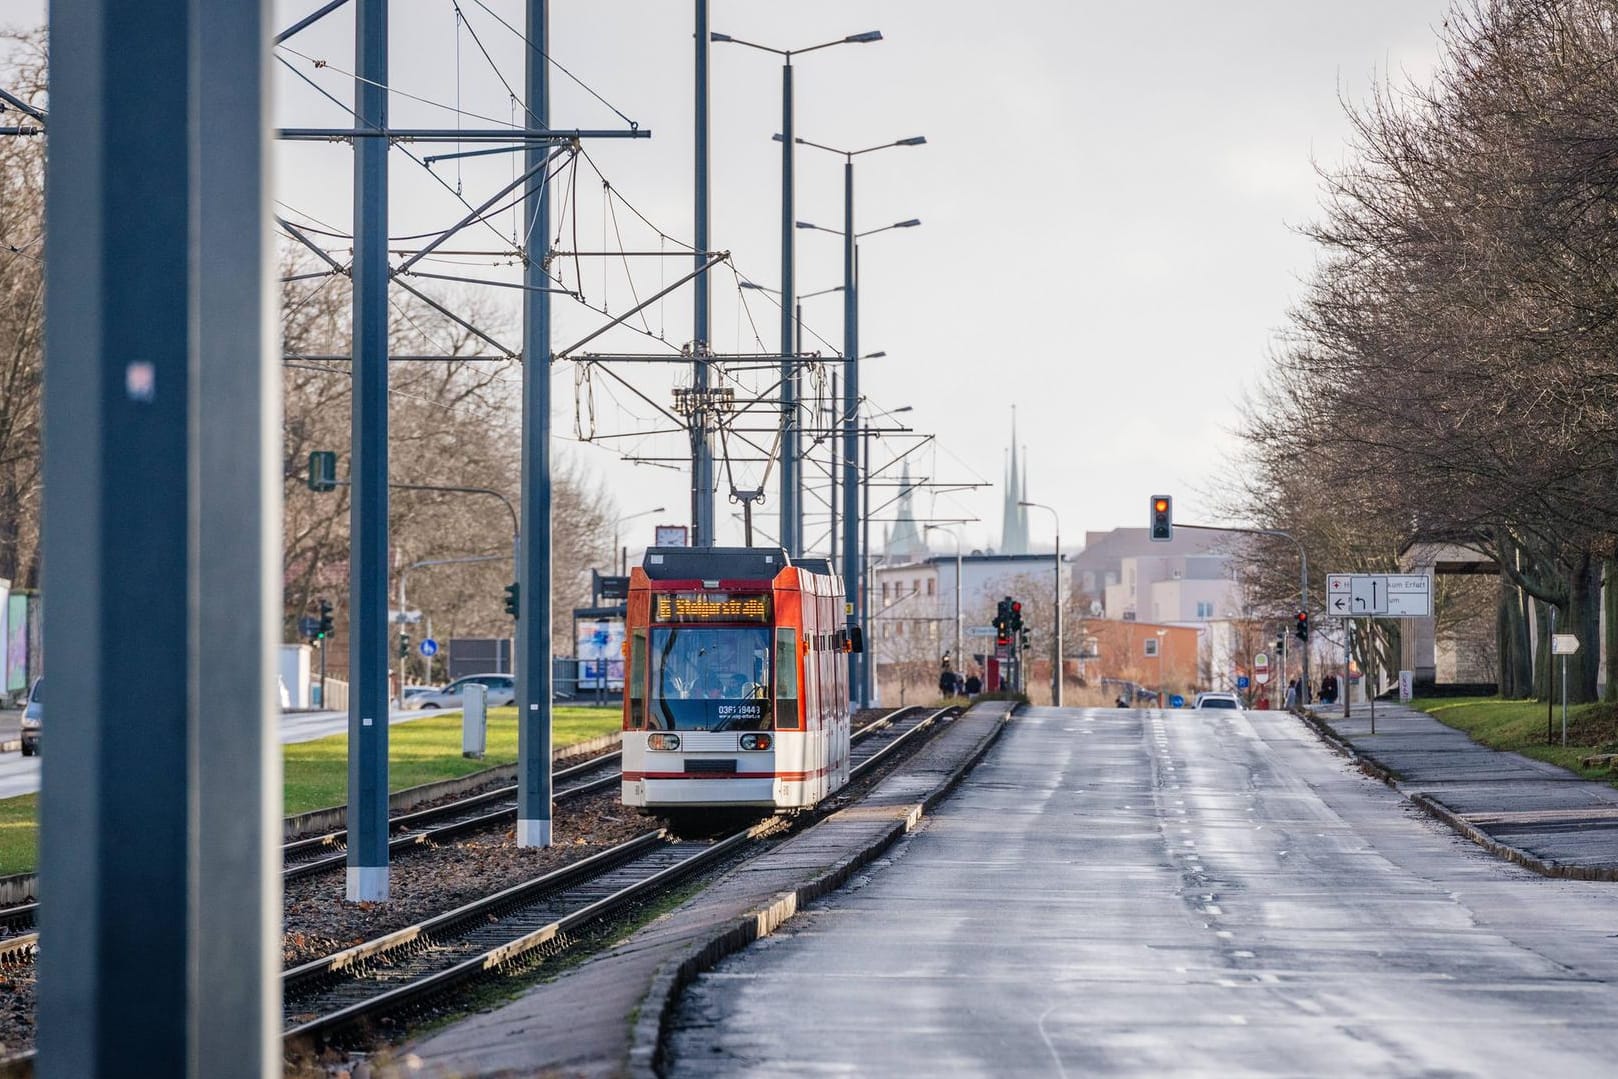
1413,696,1618,782
0,704,622,877
0,795,36,879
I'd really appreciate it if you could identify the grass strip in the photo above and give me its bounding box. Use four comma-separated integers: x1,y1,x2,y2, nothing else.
1413,696,1618,783
0,704,623,877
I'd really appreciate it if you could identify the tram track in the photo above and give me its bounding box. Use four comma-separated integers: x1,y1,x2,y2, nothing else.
0,705,951,1070
280,704,952,1053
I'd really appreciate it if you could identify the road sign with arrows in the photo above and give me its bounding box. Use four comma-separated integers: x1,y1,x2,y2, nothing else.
1327,573,1430,617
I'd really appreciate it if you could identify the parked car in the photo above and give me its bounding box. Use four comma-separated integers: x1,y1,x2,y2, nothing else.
20,678,41,756
1193,692,1241,711
411,674,515,709
401,684,444,709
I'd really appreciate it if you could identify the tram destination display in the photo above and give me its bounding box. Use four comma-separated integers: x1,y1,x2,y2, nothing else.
654,592,771,623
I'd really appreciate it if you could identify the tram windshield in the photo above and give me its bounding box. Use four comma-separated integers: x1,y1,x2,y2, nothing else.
647,626,772,731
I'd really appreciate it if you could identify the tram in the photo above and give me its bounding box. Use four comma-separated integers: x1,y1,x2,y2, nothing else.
620,546,860,815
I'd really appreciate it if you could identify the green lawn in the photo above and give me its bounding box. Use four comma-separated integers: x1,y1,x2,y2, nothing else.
0,704,622,878
0,794,36,881
1413,696,1618,782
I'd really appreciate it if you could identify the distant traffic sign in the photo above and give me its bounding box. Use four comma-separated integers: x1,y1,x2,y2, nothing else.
965,625,998,638
1551,634,1580,655
297,615,320,639
1236,675,1250,689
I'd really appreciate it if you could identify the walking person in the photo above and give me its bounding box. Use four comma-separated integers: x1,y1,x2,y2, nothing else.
1284,677,1299,710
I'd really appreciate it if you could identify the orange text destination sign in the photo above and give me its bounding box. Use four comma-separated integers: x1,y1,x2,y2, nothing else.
654,592,771,623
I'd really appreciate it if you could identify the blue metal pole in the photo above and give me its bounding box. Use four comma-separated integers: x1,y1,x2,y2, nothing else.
518,0,554,848
778,60,797,556
692,0,715,545
841,158,860,704
347,0,391,902
42,1,193,1068
192,0,280,1068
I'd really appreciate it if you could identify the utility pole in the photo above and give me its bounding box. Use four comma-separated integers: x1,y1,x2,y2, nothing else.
347,0,392,903
518,0,555,848
691,1,716,544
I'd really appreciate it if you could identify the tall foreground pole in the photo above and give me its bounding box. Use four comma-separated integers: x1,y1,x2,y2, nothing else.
778,60,798,555
518,0,555,848
692,1,716,544
840,160,861,704
347,0,392,902
42,0,279,1072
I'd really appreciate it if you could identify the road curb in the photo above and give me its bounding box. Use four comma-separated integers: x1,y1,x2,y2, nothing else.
628,702,1015,1079
1297,708,1618,883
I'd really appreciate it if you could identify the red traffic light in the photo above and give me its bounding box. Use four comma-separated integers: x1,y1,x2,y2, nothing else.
1011,602,1021,613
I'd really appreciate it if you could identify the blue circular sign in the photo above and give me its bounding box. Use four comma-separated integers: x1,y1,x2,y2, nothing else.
1169,694,1185,708
418,638,439,657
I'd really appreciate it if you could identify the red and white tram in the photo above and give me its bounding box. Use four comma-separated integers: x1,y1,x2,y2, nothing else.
620,547,860,815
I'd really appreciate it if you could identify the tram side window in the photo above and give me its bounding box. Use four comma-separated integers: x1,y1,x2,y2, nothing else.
776,627,800,729
628,630,646,729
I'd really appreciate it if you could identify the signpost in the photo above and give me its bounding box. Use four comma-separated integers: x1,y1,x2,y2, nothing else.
1552,634,1579,746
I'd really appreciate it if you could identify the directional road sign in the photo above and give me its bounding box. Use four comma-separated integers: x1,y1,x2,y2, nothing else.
965,625,998,638
1327,573,1431,617
1551,634,1580,655
419,638,439,658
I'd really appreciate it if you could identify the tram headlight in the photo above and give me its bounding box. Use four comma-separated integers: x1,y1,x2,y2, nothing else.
647,733,681,752
739,733,772,751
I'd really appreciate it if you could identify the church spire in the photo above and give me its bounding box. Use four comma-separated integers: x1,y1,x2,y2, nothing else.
1000,409,1028,554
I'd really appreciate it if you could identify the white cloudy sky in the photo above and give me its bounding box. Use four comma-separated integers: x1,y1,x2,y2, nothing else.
15,1,1452,556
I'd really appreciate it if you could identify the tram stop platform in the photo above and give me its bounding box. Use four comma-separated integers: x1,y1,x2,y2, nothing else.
394,700,1015,1079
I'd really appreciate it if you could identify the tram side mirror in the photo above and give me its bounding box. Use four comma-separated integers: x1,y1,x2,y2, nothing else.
846,626,864,654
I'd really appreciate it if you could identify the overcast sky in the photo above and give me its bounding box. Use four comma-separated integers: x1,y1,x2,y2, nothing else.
15,1,1453,556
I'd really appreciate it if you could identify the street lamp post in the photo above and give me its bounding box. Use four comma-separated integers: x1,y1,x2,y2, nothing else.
613,506,666,573
797,157,923,705
712,29,883,557
924,524,963,692
1019,501,1062,707
1157,628,1168,708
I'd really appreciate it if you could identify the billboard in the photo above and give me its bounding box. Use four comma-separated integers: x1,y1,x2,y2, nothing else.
575,615,625,691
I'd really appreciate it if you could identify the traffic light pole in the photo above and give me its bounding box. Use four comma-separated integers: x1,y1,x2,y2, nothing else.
1176,523,1310,706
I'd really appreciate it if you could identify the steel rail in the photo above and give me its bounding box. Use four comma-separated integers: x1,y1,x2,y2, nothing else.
281,706,933,1045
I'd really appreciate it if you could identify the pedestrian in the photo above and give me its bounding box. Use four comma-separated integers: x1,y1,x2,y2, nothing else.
964,671,982,696
1284,677,1298,710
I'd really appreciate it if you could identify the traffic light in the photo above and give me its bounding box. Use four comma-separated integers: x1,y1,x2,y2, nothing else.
1009,600,1023,634
397,631,409,659
1295,610,1309,641
307,450,338,492
1149,495,1173,542
503,581,520,619
316,599,334,640
994,597,1011,646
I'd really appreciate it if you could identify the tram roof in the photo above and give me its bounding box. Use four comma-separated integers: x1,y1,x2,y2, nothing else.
641,546,792,582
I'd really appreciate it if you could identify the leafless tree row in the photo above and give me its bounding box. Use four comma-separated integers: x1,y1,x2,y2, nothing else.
0,30,617,676
1228,0,1618,701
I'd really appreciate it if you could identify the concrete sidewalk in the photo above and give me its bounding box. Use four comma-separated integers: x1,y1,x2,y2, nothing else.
1304,701,1618,879
396,701,1014,1079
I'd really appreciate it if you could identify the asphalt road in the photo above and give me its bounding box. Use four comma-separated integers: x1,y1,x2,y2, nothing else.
0,705,426,799
667,705,1618,1076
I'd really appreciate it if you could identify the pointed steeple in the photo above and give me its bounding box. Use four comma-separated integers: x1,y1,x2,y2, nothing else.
1001,410,1028,554
885,461,927,561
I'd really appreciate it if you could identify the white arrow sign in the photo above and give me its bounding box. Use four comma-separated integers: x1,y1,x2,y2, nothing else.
1551,634,1580,655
